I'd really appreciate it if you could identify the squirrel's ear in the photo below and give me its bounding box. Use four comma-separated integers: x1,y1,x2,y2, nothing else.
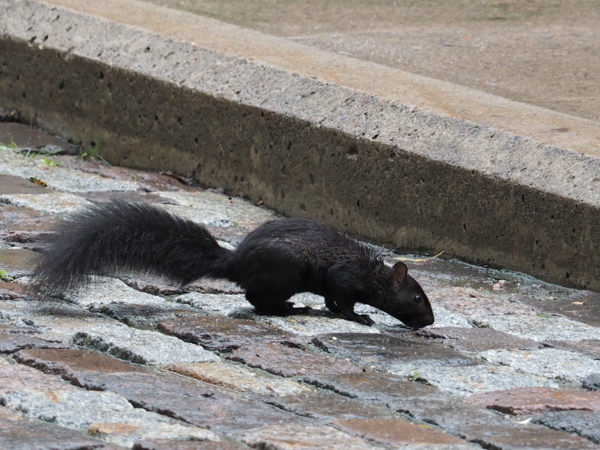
392,261,408,287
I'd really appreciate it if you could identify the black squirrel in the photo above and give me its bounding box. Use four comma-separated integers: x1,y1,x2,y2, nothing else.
32,200,434,328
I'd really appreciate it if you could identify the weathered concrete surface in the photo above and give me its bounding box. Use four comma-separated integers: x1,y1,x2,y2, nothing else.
1,0,600,291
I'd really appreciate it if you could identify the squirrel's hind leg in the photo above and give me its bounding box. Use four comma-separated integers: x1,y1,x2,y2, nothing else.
245,291,312,317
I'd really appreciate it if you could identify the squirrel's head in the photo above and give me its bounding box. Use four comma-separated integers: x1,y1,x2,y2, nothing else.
379,261,434,328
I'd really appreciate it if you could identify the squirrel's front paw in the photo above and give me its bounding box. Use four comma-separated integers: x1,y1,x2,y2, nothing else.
356,314,375,326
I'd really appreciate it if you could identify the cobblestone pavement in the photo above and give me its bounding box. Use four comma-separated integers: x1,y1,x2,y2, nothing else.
1,121,600,449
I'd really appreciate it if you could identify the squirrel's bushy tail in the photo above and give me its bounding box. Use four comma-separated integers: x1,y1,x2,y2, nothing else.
32,200,231,293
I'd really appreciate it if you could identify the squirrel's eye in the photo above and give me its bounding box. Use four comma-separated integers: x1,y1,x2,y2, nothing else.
413,295,422,304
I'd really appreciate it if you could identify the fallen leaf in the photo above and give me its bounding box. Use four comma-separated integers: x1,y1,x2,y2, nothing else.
29,177,48,187
395,251,444,263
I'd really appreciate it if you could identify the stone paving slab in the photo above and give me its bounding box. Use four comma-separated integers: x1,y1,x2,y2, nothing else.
313,332,476,370
0,248,36,278
0,361,78,396
158,316,306,352
542,339,600,360
94,302,203,329
228,341,363,377
466,387,600,415
0,406,115,450
266,390,396,422
13,348,310,437
133,439,246,450
165,361,310,396
584,374,600,391
0,328,76,354
232,309,383,336
397,364,559,397
0,192,92,215
0,175,53,197
478,348,600,383
334,418,475,449
241,423,383,450
0,151,139,193
533,411,600,445
417,327,542,353
72,324,219,365
402,397,600,449
468,313,600,342
303,372,443,408
0,280,36,301
1,388,219,447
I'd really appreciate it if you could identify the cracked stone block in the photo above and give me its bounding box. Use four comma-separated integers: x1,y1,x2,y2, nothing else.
335,418,474,449
303,372,442,408
228,341,363,377
13,348,305,436
417,327,541,352
165,361,310,396
72,324,219,365
313,332,475,370
533,410,600,445
1,388,219,448
266,391,395,422
0,192,91,214
241,423,376,450
466,387,600,415
0,406,112,450
157,316,305,352
477,348,600,383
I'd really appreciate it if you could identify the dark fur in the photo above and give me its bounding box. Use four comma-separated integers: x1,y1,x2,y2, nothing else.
33,200,434,328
